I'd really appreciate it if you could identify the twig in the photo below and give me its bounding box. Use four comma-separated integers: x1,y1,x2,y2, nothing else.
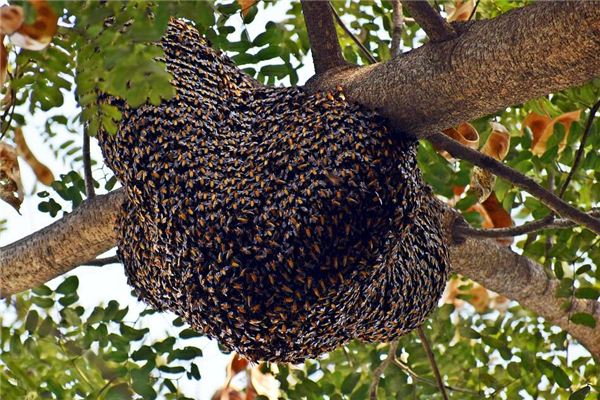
82,255,120,266
468,0,481,21
83,128,95,198
301,0,347,74
369,340,399,400
403,1,456,42
428,131,600,235
557,98,600,198
417,327,449,400
390,0,404,57
455,203,600,239
329,3,377,64
392,357,479,395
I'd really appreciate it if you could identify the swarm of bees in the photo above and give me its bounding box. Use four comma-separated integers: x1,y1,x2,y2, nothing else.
97,20,450,363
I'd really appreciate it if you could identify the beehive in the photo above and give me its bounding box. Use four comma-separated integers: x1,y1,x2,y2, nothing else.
97,19,450,363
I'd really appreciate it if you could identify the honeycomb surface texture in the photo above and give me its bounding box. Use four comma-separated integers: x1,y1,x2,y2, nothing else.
97,20,451,362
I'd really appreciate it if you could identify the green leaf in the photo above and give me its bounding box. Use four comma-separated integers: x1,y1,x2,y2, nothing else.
119,324,149,341
55,275,79,295
507,362,521,379
31,285,52,296
31,296,54,308
105,383,134,400
341,372,361,394
25,310,39,333
570,312,596,328
574,287,599,300
179,328,202,339
187,363,201,380
131,345,155,361
167,346,203,362
553,365,572,389
570,386,591,400
158,365,186,374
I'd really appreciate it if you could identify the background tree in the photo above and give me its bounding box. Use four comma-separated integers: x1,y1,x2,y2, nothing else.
1,0,599,399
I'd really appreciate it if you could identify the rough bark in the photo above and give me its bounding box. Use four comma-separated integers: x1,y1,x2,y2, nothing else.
301,0,347,74
0,189,125,296
402,1,456,43
307,1,600,137
450,237,600,360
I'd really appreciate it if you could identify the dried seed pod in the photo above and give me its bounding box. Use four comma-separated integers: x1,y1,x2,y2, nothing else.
97,19,450,363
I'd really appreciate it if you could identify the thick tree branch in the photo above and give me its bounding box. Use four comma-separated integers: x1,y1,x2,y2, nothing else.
0,189,125,296
307,1,600,137
301,0,347,74
403,1,456,43
448,235,600,361
428,131,600,235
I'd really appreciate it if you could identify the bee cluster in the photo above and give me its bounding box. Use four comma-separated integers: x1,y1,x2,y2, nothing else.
97,20,450,363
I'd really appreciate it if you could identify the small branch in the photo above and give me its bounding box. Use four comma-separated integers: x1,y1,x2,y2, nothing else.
558,98,600,198
468,0,481,21
329,3,377,64
456,210,600,239
301,0,347,74
390,0,404,57
403,1,456,42
428,132,600,235
392,357,479,396
417,327,449,400
82,255,120,267
369,340,399,400
82,129,95,198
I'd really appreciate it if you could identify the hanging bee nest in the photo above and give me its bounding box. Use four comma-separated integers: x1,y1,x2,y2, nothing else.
97,20,450,363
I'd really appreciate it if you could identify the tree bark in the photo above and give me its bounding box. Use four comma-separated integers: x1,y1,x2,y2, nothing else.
450,237,600,361
307,1,600,137
1,1,600,359
0,189,125,295
301,0,347,74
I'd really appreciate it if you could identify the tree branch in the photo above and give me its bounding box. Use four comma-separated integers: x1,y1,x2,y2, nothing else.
443,205,600,360
329,3,377,64
403,1,456,43
456,210,600,239
428,131,600,235
392,357,478,395
82,255,120,267
307,2,600,137
417,327,449,400
390,0,403,57
0,189,125,297
301,0,347,74
82,129,95,198
558,98,600,198
370,340,399,400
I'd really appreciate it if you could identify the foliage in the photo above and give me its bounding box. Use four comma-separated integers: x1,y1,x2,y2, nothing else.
1,0,599,399
0,277,202,399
